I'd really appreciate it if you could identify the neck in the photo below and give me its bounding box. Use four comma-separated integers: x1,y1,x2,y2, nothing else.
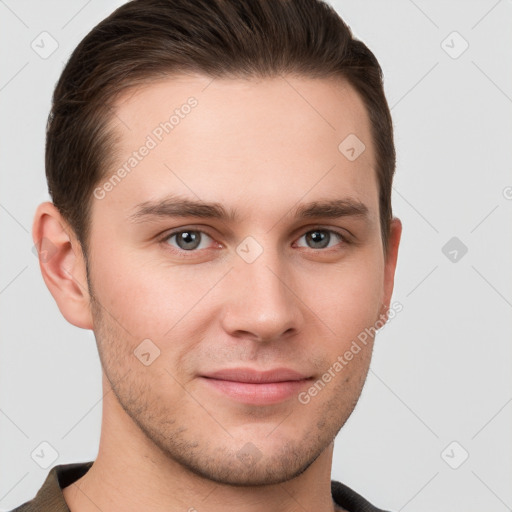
63,375,344,512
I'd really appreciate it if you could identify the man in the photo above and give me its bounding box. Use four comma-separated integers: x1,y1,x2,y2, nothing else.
14,0,401,510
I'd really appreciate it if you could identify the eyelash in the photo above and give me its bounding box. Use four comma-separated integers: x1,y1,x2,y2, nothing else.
158,226,351,258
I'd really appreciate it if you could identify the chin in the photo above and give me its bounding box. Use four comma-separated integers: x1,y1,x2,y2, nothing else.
152,426,333,488
179,448,320,487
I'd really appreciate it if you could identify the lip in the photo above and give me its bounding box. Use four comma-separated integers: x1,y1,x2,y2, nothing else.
200,367,312,405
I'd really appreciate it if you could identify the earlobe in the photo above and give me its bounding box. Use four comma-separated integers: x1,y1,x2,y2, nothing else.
32,202,94,330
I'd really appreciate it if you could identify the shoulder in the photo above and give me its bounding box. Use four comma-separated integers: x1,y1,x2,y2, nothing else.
331,480,393,512
9,461,94,512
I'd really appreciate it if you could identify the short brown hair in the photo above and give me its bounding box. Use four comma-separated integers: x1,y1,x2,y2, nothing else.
46,0,395,259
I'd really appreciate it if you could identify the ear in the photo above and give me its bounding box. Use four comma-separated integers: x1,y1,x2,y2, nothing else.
32,201,94,330
379,217,402,322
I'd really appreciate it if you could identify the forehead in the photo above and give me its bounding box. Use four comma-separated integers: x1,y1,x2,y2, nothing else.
94,73,379,228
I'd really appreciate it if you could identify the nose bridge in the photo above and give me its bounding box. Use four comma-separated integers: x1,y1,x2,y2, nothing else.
221,239,301,341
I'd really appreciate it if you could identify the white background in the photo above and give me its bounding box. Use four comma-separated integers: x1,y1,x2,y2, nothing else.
0,1,511,511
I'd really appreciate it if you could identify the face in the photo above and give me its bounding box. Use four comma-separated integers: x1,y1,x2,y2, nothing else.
83,74,399,485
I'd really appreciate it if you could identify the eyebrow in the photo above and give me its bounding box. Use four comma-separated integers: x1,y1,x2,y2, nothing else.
128,194,370,224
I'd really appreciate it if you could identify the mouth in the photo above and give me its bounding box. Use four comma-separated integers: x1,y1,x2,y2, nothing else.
199,368,313,405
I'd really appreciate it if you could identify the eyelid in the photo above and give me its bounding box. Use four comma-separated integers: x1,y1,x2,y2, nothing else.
294,224,353,243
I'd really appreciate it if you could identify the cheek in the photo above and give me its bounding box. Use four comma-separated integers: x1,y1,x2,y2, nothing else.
88,246,224,341
88,246,167,338
309,255,383,339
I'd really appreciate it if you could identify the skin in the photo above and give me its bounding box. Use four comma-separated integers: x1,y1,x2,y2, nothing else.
33,73,401,512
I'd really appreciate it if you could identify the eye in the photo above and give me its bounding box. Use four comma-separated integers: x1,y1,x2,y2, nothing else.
295,228,347,250
159,226,349,257
163,229,215,252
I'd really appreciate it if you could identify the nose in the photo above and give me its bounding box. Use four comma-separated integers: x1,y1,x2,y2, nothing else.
220,246,304,343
